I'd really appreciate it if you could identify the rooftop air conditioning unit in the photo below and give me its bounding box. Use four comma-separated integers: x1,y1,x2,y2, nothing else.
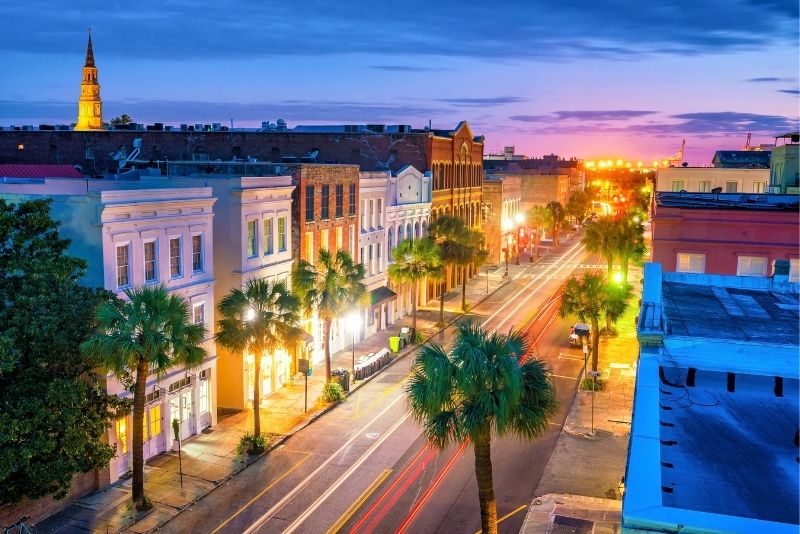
212,122,221,131
195,123,204,131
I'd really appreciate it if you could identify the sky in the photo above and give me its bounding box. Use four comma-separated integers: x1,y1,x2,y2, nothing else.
0,1,798,164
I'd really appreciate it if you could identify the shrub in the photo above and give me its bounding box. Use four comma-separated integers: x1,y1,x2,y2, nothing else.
237,432,270,455
322,382,346,403
581,377,605,391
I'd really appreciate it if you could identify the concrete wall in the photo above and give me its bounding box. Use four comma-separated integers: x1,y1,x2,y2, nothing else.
656,167,770,193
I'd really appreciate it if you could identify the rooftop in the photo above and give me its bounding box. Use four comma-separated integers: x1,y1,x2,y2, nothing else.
655,191,799,210
712,150,771,168
0,164,83,179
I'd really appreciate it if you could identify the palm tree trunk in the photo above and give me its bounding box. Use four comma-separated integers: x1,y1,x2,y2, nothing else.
411,280,418,336
132,357,148,509
323,318,332,383
473,423,498,534
591,317,600,372
461,267,467,311
253,349,261,438
438,268,447,325
606,253,614,281
622,254,629,285
271,350,277,393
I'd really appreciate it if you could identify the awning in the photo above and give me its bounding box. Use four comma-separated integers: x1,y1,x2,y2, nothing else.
369,286,397,308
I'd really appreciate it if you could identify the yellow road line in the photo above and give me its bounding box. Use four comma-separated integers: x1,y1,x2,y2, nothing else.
473,504,528,534
325,469,393,534
210,451,313,534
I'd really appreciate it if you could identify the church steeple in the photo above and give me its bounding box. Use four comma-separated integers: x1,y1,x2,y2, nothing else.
75,29,105,131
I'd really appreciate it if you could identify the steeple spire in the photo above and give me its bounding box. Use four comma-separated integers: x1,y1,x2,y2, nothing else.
85,28,95,67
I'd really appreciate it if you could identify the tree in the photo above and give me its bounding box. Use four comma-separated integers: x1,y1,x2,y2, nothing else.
388,238,443,336
613,215,646,284
82,286,206,510
215,279,302,439
457,228,489,311
559,271,607,373
603,284,632,334
582,217,617,279
546,201,565,247
292,249,366,383
428,215,469,325
406,322,557,534
565,191,591,225
0,199,124,505
526,206,551,259
109,114,133,127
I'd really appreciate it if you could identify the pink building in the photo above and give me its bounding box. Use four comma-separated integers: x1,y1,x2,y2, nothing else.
0,176,217,485
651,191,799,281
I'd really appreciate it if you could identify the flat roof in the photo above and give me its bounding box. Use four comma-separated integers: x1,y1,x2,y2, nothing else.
655,191,799,210
662,281,799,345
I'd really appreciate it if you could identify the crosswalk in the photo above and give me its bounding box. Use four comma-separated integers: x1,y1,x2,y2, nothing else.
531,262,606,270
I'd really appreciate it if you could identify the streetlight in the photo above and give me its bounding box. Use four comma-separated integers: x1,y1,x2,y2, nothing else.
514,212,525,265
501,219,513,276
347,312,361,376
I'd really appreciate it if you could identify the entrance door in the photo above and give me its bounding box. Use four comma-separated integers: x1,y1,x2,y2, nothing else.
180,390,194,439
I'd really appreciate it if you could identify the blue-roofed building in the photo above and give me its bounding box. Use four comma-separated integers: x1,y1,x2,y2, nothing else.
712,150,771,169
623,262,799,533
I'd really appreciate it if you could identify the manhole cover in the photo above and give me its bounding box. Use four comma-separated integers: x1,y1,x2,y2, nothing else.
365,432,380,439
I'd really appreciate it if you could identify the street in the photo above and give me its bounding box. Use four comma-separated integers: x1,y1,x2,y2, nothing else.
161,238,601,534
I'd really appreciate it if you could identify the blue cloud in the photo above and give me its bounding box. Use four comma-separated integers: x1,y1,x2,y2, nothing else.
747,77,793,82
777,89,800,95
439,97,527,107
510,110,656,122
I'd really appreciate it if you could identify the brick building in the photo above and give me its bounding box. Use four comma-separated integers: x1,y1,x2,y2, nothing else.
482,175,521,264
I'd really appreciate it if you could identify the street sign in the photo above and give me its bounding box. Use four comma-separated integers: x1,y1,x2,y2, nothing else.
298,358,309,373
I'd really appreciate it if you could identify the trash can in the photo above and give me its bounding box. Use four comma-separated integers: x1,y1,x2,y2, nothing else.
331,369,350,392
389,336,401,353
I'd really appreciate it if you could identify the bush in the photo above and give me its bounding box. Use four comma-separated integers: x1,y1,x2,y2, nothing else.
581,377,605,391
237,432,270,455
412,331,424,344
322,382,346,403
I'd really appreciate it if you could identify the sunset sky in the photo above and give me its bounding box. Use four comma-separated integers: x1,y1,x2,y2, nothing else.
1,1,797,164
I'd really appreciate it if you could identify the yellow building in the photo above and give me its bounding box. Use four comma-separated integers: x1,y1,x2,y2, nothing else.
75,31,105,131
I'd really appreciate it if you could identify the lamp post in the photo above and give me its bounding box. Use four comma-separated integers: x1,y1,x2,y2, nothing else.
514,212,525,265
501,219,512,276
347,311,361,377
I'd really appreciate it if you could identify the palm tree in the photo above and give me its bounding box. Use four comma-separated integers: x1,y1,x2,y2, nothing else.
457,228,489,311
428,215,468,325
526,205,551,259
215,279,301,438
388,238,443,336
582,217,616,279
546,201,565,247
603,283,632,334
559,272,606,373
613,215,646,284
406,322,557,534
564,191,591,225
81,286,206,511
292,249,366,383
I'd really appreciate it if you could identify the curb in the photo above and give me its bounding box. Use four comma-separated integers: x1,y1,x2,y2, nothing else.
148,275,511,533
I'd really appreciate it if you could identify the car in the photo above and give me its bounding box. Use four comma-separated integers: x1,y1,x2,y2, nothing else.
569,323,591,346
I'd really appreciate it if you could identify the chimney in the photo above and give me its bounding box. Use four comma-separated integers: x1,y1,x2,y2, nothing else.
771,259,790,285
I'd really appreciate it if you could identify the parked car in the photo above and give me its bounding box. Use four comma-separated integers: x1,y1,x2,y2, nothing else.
569,323,591,346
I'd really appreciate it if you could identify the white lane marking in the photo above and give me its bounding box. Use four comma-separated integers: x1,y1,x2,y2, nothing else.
558,353,584,361
282,412,413,534
493,244,587,333
242,390,407,534
551,374,578,380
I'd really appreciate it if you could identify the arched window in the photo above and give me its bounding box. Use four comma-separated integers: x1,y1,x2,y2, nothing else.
406,222,413,241
397,224,404,243
387,227,394,254
421,220,427,237
414,221,420,239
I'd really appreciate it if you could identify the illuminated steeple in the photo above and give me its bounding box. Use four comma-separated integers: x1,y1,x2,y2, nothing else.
75,29,105,131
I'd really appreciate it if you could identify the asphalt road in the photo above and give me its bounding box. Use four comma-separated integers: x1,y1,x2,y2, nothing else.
160,238,600,534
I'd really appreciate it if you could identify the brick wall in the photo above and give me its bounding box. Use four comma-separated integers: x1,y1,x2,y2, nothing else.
0,468,104,527
0,131,429,175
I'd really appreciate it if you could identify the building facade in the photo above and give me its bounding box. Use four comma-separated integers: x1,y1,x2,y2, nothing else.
768,135,799,194
651,191,799,280
482,175,521,264
656,167,770,193
0,178,217,484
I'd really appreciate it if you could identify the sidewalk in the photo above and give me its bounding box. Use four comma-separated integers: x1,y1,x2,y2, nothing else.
37,265,509,534
520,265,642,533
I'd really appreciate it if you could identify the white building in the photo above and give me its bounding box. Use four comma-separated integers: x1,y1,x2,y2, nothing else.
147,172,297,412
385,165,432,311
656,166,770,193
0,177,217,483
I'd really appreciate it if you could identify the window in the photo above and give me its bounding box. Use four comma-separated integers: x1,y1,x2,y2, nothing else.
368,244,373,275
349,225,355,257
305,185,315,222
336,227,343,252
168,376,191,393
698,180,711,193
305,232,314,263
671,180,685,192
790,259,800,283
149,405,161,438
143,241,157,283
199,377,209,414
377,243,382,272
360,200,367,231
320,228,329,251
278,217,287,252
676,253,705,273
116,244,130,288
725,181,738,193
193,302,205,326
349,184,356,215
247,220,257,257
145,390,160,404
192,234,203,272
116,417,128,454
170,237,182,277
321,185,330,220
368,200,374,229
737,255,767,277
360,247,365,268
753,182,765,193
336,184,344,218
377,199,383,228
264,218,274,255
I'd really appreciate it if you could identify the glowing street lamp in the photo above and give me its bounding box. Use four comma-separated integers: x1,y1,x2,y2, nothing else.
612,272,623,285
245,307,255,322
347,311,361,374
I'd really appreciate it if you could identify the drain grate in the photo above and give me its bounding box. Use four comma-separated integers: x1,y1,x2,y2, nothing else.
552,514,594,533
